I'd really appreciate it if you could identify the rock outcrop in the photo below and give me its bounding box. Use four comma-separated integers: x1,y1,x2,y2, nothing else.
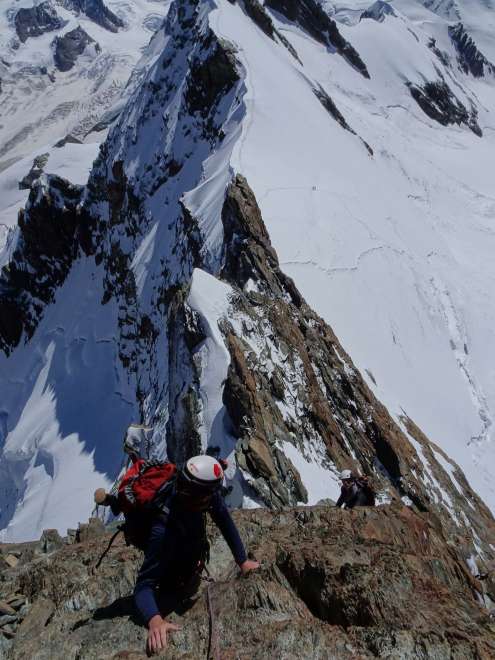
57,0,124,33
448,23,495,78
408,80,482,136
0,505,494,658
52,26,101,72
14,2,67,43
0,175,94,353
360,0,396,22
18,153,50,190
265,0,370,78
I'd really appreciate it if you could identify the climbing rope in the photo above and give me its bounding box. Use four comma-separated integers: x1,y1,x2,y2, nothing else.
92,526,124,573
206,581,220,660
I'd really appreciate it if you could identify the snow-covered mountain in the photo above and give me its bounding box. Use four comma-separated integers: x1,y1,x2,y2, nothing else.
0,0,172,176
0,0,494,577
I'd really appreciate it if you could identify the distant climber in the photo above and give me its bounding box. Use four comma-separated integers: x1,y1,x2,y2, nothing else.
95,453,259,656
335,469,375,508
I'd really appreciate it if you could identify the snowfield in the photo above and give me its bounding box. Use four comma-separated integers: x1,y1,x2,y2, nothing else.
1,0,495,540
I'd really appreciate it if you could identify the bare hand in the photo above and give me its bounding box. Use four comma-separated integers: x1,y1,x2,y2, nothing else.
147,615,180,655
239,559,260,575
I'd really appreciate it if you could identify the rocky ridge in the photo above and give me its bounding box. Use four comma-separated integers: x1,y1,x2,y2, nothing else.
1,0,495,565
0,505,494,658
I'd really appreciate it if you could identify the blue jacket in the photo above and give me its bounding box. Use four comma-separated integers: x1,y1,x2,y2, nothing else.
134,491,247,623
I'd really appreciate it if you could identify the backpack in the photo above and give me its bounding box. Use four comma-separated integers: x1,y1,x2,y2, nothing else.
355,476,376,506
117,459,177,551
117,458,177,513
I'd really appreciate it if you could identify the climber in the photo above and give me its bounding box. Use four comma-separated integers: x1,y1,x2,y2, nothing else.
335,469,375,509
132,455,259,655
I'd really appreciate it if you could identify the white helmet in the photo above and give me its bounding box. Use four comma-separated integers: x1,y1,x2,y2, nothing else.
340,469,352,480
179,455,224,494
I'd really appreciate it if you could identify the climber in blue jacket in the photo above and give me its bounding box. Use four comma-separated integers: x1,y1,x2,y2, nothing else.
134,455,259,655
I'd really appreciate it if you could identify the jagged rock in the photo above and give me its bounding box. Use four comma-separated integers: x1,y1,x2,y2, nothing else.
18,153,50,190
0,506,494,658
185,39,239,117
14,2,66,43
52,26,101,72
312,83,354,132
3,555,19,569
76,517,105,543
66,529,77,545
360,0,395,22
53,134,83,148
0,601,16,616
13,598,55,647
408,80,482,136
4,596,26,611
427,38,451,67
0,174,95,353
57,0,124,33
39,529,64,554
449,23,495,78
265,0,370,78
242,0,301,61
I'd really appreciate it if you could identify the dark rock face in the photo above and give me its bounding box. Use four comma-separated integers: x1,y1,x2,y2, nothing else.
408,80,482,136
57,0,124,33
14,2,66,43
428,37,451,67
449,23,495,78
313,83,353,132
52,26,100,72
18,153,50,190
242,0,301,62
360,0,395,22
0,176,95,353
265,0,370,78
185,40,240,117
0,505,494,658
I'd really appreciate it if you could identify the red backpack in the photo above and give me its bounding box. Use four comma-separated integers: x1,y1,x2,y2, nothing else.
117,458,177,513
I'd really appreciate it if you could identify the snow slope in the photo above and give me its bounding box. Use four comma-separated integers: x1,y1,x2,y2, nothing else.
0,259,136,541
209,0,495,512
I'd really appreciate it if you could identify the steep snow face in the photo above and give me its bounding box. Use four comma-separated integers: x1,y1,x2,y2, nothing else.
0,259,136,542
207,0,495,513
0,0,172,166
1,0,495,542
